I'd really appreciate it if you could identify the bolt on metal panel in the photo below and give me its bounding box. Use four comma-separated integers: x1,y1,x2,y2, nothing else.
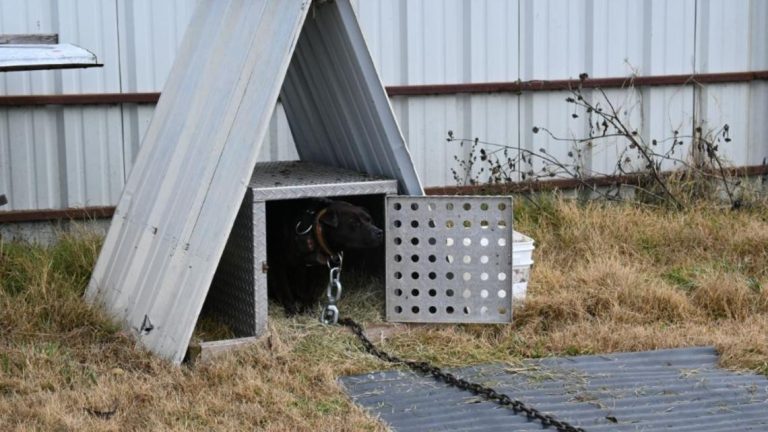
386,196,514,323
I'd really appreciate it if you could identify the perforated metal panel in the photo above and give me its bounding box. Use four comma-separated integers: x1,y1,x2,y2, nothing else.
386,196,513,323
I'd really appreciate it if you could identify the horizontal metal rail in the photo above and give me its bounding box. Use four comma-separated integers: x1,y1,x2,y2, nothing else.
1,70,767,106
2,164,766,223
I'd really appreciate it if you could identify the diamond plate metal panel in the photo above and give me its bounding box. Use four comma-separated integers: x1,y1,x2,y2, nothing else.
386,196,514,323
205,189,267,337
249,161,398,200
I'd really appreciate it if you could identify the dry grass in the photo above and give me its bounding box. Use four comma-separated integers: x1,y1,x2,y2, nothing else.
2,198,768,430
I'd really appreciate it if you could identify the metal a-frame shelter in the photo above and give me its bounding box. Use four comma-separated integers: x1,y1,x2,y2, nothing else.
86,0,423,364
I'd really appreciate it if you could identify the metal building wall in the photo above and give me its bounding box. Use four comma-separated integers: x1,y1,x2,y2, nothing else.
1,0,767,209
0,0,296,212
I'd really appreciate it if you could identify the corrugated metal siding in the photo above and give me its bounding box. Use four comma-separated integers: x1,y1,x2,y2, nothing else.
1,0,768,206
694,0,768,168
281,0,422,194
341,346,768,431
87,0,313,363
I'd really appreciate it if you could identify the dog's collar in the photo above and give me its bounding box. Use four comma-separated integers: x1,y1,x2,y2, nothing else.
293,207,338,266
313,208,336,258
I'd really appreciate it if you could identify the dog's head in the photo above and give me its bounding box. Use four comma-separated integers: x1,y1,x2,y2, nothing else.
317,201,383,250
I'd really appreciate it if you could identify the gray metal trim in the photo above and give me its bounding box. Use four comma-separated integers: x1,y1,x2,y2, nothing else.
249,161,398,200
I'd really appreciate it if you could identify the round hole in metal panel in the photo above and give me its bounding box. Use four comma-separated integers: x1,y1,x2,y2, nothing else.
411,220,419,228
411,288,420,296
480,220,489,229
463,220,472,228
446,306,455,314
428,288,437,296
498,202,507,211
412,306,420,313
446,288,455,297
411,272,420,280
498,272,507,281
429,306,437,314
428,237,436,245
463,306,471,315
428,202,436,211
446,203,454,210
428,272,437,280
394,254,402,262
428,219,437,228
498,307,507,315
394,237,402,245
480,272,489,281
446,220,454,229
411,203,419,210
480,289,489,298
463,272,472,281
394,305,402,313
462,255,471,264
411,254,419,262
446,255,454,264
463,203,471,211
446,272,454,281
393,203,402,211
463,238,472,246
462,289,471,298
480,202,489,211
411,237,419,245
394,272,402,280
480,237,489,247
480,306,488,314
497,220,507,229
428,255,437,262
446,238,454,246
394,288,403,296
480,255,489,264
393,220,402,228
498,238,507,247
498,289,507,298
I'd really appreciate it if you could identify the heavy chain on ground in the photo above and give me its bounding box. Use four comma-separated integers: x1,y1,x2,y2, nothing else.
340,318,586,432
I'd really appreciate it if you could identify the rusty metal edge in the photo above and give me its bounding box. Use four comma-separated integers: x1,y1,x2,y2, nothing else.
1,70,767,106
3,164,766,223
0,206,115,223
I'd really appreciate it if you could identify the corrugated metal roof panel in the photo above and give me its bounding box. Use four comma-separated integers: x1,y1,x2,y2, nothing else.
281,0,423,196
85,0,312,364
341,347,768,431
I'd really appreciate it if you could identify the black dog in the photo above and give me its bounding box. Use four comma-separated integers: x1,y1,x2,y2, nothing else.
266,198,383,313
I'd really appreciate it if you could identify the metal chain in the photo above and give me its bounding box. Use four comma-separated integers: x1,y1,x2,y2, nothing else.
320,253,343,324
339,318,586,432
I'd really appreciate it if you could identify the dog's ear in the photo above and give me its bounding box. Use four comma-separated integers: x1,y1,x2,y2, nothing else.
319,209,338,228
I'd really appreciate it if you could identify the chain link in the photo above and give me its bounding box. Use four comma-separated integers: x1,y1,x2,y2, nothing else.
339,318,586,432
320,253,343,325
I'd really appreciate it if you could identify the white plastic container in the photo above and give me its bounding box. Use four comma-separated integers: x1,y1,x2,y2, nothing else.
512,231,535,303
